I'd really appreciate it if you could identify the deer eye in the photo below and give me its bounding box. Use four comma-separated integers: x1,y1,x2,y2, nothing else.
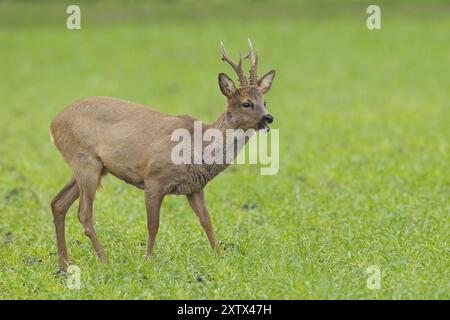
242,102,253,109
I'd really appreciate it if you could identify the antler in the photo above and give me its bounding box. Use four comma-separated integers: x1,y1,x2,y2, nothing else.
220,41,249,89
245,38,259,85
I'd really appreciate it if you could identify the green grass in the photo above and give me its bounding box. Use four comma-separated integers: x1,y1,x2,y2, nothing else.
0,0,449,299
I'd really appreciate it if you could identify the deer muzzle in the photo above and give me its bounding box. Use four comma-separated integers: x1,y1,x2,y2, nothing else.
258,114,274,133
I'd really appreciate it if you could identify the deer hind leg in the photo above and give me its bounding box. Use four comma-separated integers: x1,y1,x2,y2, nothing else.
72,155,108,263
51,177,80,269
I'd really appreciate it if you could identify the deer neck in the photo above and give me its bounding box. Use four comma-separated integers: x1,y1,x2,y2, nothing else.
186,109,254,186
211,110,230,132
208,109,254,165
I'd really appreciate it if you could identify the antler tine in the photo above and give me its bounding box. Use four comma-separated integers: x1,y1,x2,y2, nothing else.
220,41,248,89
246,38,259,85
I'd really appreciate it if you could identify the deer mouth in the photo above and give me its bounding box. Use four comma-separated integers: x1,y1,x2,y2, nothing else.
257,120,270,133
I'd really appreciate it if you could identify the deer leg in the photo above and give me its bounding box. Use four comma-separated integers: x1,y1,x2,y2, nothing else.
187,189,219,253
51,177,80,269
144,188,164,258
73,160,107,263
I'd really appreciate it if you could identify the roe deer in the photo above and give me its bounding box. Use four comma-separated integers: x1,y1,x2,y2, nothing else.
50,39,276,269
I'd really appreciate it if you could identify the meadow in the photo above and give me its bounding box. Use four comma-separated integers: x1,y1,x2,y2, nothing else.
0,0,449,299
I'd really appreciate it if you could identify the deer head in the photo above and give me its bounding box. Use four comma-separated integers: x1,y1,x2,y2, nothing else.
218,39,276,132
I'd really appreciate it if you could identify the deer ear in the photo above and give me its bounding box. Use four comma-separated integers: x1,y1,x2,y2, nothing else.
218,73,236,97
258,70,276,94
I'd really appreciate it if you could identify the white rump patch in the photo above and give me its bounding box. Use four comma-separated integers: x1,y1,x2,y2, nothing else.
50,130,55,146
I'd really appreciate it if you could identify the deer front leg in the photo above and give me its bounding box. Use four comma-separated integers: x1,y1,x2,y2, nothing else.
144,188,164,258
187,189,219,254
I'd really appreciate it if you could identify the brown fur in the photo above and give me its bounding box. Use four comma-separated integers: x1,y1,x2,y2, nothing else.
50,42,275,269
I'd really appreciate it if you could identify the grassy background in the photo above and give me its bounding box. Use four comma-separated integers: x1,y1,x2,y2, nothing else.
0,0,449,299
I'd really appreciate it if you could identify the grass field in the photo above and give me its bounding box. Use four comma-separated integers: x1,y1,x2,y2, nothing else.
0,0,449,299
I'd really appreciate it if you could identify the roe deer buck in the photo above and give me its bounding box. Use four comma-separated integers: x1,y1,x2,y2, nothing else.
50,39,276,269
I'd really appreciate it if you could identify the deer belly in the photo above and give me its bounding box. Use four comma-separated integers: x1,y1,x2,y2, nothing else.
166,181,204,195
104,164,145,190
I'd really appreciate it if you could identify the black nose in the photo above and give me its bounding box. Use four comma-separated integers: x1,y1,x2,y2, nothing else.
263,114,274,124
